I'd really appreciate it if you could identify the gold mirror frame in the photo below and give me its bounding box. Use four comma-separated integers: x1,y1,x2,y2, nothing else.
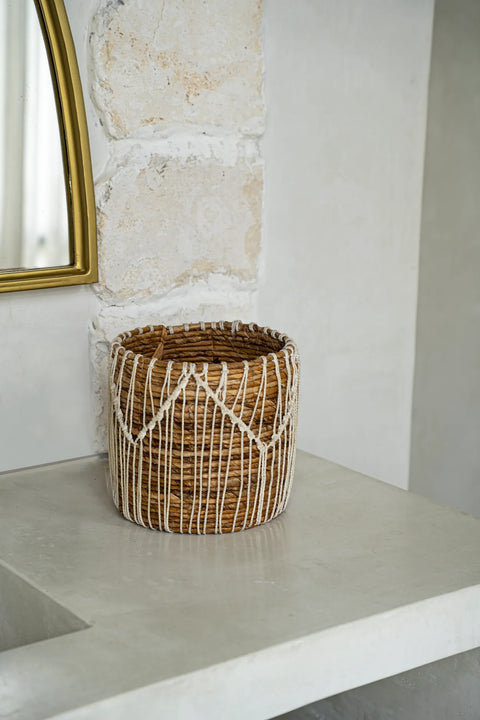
0,0,97,293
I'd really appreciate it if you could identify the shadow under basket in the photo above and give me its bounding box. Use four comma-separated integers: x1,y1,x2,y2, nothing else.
108,321,300,534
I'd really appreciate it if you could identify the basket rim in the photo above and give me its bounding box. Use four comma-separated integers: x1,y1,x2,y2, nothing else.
110,320,298,371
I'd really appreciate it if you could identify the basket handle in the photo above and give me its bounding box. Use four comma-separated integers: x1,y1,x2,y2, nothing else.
152,326,168,360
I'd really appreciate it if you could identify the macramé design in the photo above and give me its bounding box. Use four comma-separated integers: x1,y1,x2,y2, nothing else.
108,321,300,534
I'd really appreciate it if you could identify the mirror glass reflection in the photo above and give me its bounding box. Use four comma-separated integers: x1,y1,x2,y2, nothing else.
0,0,69,271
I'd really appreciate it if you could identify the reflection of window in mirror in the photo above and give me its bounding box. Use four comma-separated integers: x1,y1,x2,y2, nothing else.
0,0,69,271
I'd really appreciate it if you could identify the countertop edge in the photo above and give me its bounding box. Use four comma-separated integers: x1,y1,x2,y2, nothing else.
50,583,480,720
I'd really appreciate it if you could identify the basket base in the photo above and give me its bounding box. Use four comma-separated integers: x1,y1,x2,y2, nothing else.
113,501,287,534
106,467,289,534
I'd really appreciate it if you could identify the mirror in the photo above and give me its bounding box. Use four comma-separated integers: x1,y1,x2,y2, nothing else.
0,0,96,293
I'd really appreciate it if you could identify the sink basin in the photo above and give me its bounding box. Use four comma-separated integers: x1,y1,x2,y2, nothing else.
0,563,88,652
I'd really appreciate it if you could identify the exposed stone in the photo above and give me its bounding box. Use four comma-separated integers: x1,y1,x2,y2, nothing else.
96,151,262,302
86,0,265,453
90,0,265,138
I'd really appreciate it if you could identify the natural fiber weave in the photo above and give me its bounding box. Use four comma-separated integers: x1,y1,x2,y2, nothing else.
108,321,300,534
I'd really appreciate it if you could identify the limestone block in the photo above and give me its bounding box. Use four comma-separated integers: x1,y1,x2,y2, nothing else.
96,152,262,302
90,0,264,138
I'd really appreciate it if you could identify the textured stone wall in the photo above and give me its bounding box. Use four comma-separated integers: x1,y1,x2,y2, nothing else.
87,0,264,449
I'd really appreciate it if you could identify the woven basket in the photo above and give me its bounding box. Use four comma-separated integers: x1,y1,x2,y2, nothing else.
108,321,300,534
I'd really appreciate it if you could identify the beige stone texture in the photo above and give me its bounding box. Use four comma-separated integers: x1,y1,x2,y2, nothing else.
90,0,264,138
96,153,262,302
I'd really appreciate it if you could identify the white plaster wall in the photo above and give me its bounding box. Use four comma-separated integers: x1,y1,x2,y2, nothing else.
0,286,98,471
259,0,434,488
410,0,480,518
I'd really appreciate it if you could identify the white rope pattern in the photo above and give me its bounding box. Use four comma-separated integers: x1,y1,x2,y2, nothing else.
108,322,300,533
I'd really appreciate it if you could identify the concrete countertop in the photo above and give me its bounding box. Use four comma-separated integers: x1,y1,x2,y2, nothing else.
1,452,480,719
